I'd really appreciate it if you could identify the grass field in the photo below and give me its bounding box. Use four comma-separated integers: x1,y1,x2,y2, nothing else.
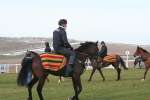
0,68,150,100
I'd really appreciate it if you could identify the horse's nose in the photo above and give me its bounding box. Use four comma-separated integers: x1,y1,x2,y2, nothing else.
133,54,136,57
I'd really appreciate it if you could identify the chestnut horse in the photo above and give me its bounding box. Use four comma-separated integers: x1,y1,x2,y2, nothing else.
134,46,150,80
88,54,128,81
17,41,98,100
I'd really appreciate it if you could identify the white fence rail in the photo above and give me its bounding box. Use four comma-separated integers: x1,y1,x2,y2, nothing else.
0,64,21,74
0,57,138,74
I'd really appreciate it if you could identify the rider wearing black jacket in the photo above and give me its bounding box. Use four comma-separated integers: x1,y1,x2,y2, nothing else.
53,19,75,76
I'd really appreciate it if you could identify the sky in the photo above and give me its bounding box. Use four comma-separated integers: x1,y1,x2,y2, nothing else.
0,0,150,45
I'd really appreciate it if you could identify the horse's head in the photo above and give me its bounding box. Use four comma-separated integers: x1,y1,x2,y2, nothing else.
75,41,99,58
134,46,149,57
134,46,141,57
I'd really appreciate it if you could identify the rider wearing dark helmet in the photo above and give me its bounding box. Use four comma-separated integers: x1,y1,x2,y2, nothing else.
53,19,75,76
98,41,107,58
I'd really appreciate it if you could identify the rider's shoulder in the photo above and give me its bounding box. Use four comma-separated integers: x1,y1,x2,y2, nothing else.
53,28,60,33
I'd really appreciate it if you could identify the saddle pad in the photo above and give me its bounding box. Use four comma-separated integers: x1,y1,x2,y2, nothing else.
40,53,67,71
103,54,117,63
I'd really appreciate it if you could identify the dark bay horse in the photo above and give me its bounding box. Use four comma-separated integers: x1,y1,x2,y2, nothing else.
88,54,128,81
134,46,150,80
17,41,98,100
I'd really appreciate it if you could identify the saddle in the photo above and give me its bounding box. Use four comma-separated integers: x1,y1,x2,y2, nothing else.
40,53,67,71
98,54,117,63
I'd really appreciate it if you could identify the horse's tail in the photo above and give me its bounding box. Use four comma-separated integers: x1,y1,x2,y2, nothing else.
17,57,33,86
118,56,128,70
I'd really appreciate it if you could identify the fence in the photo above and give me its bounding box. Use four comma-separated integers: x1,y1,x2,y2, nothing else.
0,55,139,74
0,64,21,74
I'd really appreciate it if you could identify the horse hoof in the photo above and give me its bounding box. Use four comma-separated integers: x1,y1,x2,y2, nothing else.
68,96,73,100
58,80,61,84
141,79,145,81
68,96,75,100
27,97,32,100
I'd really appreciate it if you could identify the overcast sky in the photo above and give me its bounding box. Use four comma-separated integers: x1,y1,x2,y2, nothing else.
0,0,150,45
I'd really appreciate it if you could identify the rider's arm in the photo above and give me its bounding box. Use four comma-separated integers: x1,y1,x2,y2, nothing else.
62,31,72,49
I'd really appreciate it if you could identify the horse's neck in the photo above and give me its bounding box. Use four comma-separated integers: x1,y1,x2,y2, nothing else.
75,47,96,61
141,52,150,60
32,52,41,60
76,53,86,62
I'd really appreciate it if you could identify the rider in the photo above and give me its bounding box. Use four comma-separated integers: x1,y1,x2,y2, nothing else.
44,42,51,53
98,41,107,60
53,19,76,76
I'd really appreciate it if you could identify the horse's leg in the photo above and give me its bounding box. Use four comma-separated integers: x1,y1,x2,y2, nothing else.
139,62,141,69
78,78,82,95
58,76,64,84
27,76,39,100
88,60,99,81
58,76,62,84
70,74,81,100
143,67,149,80
113,63,121,81
37,74,47,100
97,67,105,81
88,67,96,81
134,61,136,69
116,67,121,81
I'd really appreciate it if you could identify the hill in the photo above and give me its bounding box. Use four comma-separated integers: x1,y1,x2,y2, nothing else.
0,37,150,64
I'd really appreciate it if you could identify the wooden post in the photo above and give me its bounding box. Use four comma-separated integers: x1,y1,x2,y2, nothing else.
16,64,18,73
125,50,130,68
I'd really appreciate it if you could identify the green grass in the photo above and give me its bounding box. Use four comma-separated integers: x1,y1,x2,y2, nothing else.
0,68,150,100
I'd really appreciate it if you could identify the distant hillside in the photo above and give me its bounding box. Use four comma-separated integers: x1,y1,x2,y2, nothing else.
0,37,79,63
0,37,150,64
0,37,77,54
0,37,48,53
107,43,150,55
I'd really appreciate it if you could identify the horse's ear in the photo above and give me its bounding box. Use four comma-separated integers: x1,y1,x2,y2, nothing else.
96,41,98,45
137,46,140,49
80,42,83,45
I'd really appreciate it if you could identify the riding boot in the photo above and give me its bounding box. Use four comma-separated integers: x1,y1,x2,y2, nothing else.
65,64,74,76
65,53,76,76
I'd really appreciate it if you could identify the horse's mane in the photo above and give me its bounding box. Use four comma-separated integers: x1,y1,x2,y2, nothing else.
30,51,39,55
139,47,150,54
26,51,40,57
75,41,97,52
